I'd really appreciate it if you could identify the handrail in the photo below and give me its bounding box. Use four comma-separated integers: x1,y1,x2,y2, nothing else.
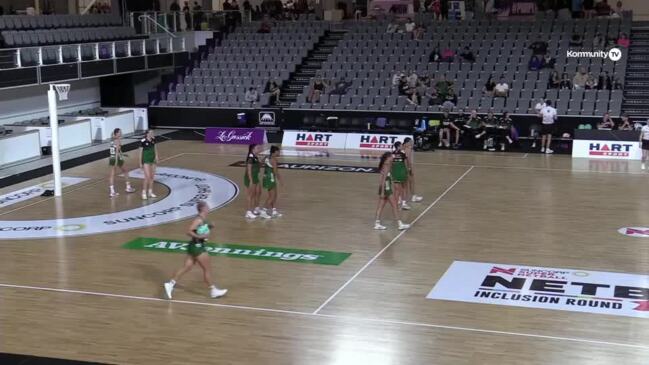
138,14,177,38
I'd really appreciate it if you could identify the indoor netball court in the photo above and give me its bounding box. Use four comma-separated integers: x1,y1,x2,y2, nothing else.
1,139,649,364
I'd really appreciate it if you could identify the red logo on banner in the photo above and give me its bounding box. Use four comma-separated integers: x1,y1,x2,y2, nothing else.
490,267,516,275
633,301,649,311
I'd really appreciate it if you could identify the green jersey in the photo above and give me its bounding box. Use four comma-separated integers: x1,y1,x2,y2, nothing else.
391,151,408,183
244,153,260,187
263,157,277,191
141,138,156,164
109,141,124,167
379,172,393,197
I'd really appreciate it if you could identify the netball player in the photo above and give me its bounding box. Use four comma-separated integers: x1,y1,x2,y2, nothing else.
403,137,423,203
163,201,228,300
263,146,282,218
244,144,268,219
392,141,410,210
108,128,135,197
641,122,649,170
140,129,159,200
375,152,411,230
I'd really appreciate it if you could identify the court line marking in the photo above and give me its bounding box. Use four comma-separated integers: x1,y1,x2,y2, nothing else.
1,282,648,351
312,166,475,315
0,153,186,218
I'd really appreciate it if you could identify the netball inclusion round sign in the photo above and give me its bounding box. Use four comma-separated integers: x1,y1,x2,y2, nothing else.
0,167,238,240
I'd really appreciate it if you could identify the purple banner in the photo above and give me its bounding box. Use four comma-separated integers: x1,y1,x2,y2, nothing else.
204,128,266,145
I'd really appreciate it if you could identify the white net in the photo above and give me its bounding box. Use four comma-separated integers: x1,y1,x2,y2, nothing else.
54,84,70,101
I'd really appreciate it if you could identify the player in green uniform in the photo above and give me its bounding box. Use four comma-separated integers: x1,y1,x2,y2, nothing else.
391,141,410,211
164,201,228,300
108,128,135,197
262,146,283,218
244,144,265,219
403,137,423,204
139,129,159,200
375,152,411,230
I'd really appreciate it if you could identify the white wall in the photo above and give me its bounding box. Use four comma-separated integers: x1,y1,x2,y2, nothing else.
0,78,101,126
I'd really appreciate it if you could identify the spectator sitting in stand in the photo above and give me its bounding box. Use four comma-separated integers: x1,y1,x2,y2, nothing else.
244,87,259,104
585,74,598,89
442,88,457,109
330,79,353,95
560,73,572,89
612,76,623,89
428,46,441,62
413,25,425,40
483,75,496,96
529,55,543,71
460,46,476,62
440,47,455,62
386,20,400,33
598,112,615,129
268,81,281,103
598,71,612,90
542,54,556,69
392,71,404,86
548,70,561,88
618,114,632,130
435,74,450,101
617,32,630,48
309,79,327,102
572,67,589,89
569,33,584,47
407,71,418,89
405,18,416,32
595,0,612,16
529,39,548,55
493,77,509,97
593,32,605,48
612,0,624,17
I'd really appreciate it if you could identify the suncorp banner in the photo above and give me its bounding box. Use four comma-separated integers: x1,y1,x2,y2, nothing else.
427,261,649,318
572,140,641,160
345,133,414,150
281,131,347,149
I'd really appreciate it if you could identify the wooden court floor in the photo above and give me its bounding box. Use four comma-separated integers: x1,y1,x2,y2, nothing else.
1,140,649,364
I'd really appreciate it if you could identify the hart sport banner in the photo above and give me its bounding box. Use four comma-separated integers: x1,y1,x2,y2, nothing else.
427,261,649,318
123,237,351,266
204,127,267,145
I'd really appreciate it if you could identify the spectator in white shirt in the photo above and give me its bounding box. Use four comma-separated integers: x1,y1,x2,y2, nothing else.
405,18,416,32
493,77,509,97
392,71,403,86
244,87,258,103
539,100,557,154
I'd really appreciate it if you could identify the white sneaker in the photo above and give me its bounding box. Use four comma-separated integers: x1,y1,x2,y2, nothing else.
374,222,387,230
148,191,158,198
398,222,411,230
125,186,135,193
531,142,537,148
642,163,646,170
253,207,263,215
164,281,174,299
245,211,257,219
271,210,283,218
110,191,119,198
545,148,554,154
210,287,228,298
401,203,411,210
259,210,271,219
540,147,545,153
141,191,148,200
411,195,423,202
501,144,505,151
438,142,442,147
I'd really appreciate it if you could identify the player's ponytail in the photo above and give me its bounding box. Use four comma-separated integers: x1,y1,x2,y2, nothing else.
378,152,391,171
112,128,121,139
269,145,280,155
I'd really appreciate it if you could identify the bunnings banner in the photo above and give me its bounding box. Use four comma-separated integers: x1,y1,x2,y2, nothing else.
122,237,351,266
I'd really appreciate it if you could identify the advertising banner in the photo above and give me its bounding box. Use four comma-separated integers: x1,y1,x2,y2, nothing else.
572,140,641,160
204,128,267,145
